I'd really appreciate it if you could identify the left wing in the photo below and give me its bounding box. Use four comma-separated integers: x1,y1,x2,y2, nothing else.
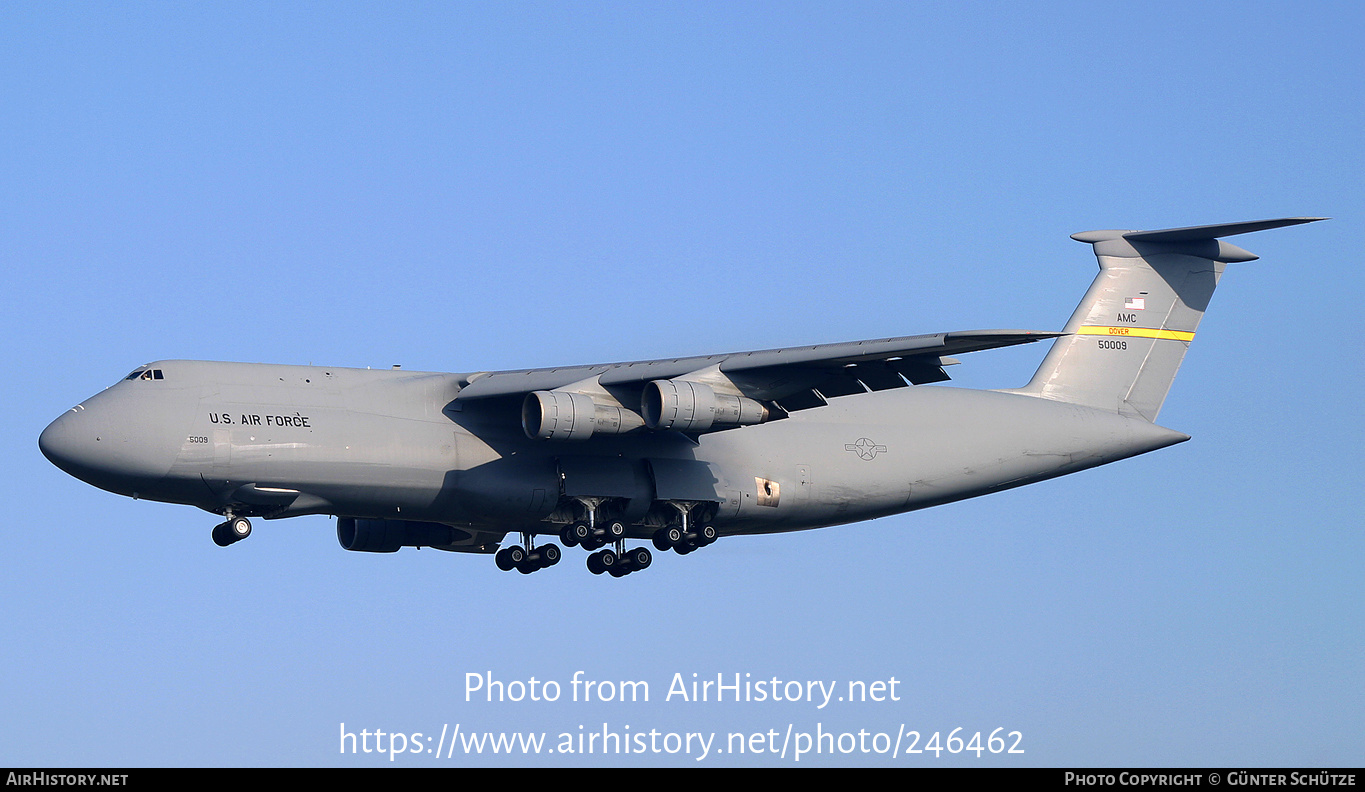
454,328,1062,440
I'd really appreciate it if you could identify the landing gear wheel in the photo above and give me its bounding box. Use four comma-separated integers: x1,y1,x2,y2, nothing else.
495,547,516,571
212,523,233,547
698,524,717,545
604,520,626,540
541,543,561,567
563,521,592,547
626,546,652,570
653,526,682,551
211,517,252,547
587,549,618,575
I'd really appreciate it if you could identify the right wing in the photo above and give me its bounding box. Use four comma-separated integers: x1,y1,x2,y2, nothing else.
453,328,1063,439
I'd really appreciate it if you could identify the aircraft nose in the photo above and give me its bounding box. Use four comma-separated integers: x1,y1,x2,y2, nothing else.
39,408,86,477
39,396,177,493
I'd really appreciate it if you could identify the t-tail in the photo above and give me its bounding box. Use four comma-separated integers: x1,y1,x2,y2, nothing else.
1014,217,1325,422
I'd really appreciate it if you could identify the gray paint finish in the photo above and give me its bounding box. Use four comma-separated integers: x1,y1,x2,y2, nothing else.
38,218,1324,577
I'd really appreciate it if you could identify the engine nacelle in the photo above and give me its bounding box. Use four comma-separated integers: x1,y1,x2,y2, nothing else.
522,390,645,441
337,517,464,553
642,379,768,432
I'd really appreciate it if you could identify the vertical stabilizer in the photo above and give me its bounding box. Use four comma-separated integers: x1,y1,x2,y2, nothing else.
1016,217,1323,422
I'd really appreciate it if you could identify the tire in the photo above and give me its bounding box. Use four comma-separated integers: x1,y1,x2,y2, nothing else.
229,517,252,539
211,522,235,547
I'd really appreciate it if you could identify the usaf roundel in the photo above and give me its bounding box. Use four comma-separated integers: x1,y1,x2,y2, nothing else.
845,437,888,461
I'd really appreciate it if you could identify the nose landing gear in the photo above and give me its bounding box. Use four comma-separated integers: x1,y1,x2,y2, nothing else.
211,515,252,547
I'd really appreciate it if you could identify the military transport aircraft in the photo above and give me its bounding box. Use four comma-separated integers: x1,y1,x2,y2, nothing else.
39,218,1323,577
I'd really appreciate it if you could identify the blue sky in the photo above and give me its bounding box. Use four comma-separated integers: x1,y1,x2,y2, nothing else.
3,1,1361,767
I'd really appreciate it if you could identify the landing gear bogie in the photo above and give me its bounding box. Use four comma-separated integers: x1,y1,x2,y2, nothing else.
587,545,651,577
495,537,562,575
652,523,717,553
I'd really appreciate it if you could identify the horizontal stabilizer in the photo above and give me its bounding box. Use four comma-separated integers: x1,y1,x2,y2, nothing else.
1072,217,1327,244
1121,217,1328,243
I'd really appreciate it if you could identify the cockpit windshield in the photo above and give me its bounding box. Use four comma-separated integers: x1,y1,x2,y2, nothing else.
124,368,164,381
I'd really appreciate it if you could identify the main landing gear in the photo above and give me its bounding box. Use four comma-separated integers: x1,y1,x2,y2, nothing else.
211,515,252,547
651,523,717,554
490,500,721,577
558,500,653,577
494,532,562,575
580,540,652,577
651,501,717,555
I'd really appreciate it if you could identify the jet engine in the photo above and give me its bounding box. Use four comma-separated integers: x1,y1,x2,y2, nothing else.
522,390,645,441
337,517,466,553
642,379,768,432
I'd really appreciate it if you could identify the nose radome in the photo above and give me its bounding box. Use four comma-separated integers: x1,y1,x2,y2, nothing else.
38,394,178,493
38,408,84,476
40,382,189,494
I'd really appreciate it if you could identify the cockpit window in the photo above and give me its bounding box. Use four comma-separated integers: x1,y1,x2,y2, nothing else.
125,369,164,381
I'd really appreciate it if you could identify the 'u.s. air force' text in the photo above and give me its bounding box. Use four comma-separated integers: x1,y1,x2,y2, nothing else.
466,671,901,709
207,412,311,427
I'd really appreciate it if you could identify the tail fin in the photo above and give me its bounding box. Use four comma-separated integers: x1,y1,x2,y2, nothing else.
1016,217,1325,422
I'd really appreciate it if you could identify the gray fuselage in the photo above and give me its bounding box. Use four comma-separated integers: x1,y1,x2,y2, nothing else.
39,359,1188,542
